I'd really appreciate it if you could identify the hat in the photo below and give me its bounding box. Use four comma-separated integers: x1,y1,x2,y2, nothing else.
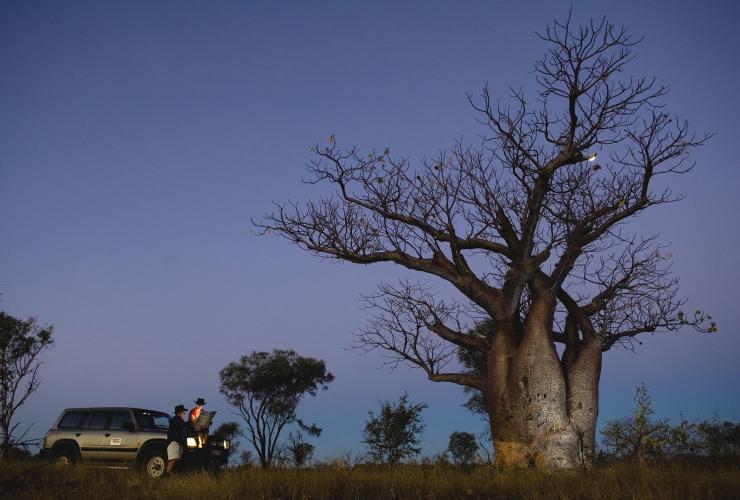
174,404,186,414
194,398,206,406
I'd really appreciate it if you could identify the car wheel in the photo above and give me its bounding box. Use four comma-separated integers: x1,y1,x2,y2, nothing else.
51,446,76,466
143,450,167,478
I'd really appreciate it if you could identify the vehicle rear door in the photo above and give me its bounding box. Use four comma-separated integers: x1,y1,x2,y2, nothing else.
100,410,138,461
78,410,110,460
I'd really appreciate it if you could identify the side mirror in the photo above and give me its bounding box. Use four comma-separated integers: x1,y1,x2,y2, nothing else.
122,421,136,432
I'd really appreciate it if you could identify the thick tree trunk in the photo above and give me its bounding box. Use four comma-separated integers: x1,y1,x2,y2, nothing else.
565,334,602,466
486,291,602,469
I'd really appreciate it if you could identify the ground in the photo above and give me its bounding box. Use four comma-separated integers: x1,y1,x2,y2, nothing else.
0,459,738,499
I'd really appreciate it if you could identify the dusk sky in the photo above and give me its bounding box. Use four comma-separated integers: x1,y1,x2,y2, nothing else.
1,0,738,459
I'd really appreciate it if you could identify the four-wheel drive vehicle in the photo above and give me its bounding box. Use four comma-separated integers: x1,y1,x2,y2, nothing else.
40,407,230,477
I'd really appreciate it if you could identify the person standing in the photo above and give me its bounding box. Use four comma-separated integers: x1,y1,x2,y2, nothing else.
166,404,186,475
189,398,206,424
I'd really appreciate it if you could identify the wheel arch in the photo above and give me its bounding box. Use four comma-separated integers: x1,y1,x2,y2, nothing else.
50,440,81,461
136,439,167,462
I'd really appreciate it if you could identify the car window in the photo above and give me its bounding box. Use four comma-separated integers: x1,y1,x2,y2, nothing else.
58,410,89,429
87,411,110,430
135,409,169,430
109,410,134,430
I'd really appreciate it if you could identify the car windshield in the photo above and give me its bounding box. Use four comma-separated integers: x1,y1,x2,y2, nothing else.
134,409,170,430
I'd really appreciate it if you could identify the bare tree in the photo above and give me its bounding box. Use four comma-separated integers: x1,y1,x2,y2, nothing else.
0,312,54,458
256,14,713,469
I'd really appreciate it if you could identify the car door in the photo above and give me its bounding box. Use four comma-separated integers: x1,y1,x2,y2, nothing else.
100,410,138,461
78,410,110,460
55,410,90,454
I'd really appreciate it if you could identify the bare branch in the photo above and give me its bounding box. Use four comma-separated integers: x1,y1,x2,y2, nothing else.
355,281,486,389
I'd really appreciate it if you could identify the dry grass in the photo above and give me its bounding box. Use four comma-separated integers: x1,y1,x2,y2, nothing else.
1,460,738,499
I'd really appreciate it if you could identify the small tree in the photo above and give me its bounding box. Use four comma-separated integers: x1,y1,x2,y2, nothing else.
476,429,494,463
328,449,364,470
219,349,334,468
695,420,740,461
285,431,314,468
0,312,54,458
456,322,491,421
363,393,427,465
601,383,670,463
239,450,255,467
448,431,479,467
213,421,241,465
431,452,450,466
665,418,740,463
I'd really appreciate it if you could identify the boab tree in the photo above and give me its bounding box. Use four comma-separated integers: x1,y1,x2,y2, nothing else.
256,16,714,469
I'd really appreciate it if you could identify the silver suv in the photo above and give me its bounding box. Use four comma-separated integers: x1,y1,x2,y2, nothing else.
41,407,171,477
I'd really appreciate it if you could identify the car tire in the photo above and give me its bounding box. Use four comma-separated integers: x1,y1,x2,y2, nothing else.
142,449,167,478
50,446,77,466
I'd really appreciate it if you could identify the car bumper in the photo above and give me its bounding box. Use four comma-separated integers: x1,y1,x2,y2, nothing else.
182,447,228,466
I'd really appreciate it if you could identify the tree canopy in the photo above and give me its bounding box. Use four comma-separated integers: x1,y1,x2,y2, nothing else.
448,431,479,467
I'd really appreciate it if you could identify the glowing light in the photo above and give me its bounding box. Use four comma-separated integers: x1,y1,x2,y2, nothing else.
586,153,597,162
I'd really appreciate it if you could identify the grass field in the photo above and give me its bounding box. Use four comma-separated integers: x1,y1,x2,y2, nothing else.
1,460,738,499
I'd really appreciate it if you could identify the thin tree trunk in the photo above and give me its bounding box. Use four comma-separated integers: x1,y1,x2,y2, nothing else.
0,422,9,458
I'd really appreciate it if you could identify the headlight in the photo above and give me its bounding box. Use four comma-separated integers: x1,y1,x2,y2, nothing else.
186,437,197,448
223,440,230,450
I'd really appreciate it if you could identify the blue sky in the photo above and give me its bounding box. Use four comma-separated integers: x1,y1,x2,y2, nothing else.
1,0,738,459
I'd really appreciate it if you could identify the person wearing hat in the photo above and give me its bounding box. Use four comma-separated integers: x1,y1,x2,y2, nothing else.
166,404,187,475
189,398,206,424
